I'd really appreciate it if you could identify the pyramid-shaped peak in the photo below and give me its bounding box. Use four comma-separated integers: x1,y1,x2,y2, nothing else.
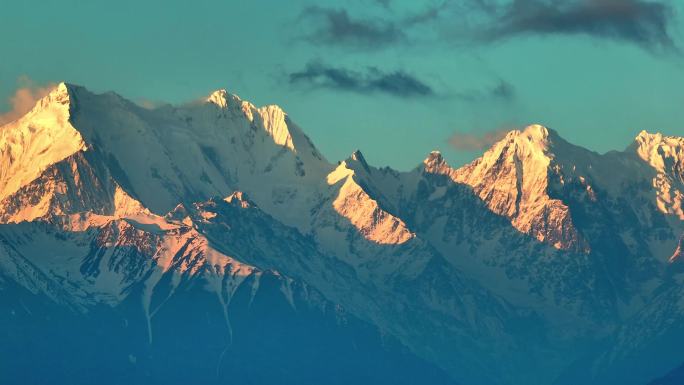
350,149,367,164
53,81,71,95
32,81,76,110
347,150,373,172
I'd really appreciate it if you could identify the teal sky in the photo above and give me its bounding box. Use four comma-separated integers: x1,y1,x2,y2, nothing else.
1,0,683,170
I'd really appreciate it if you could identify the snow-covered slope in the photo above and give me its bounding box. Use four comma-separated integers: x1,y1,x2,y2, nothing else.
1,83,684,385
634,131,684,220
451,125,587,252
0,83,86,201
0,82,331,226
0,206,458,385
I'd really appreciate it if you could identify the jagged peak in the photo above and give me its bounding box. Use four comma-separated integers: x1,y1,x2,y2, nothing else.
425,149,442,158
51,81,71,97
493,124,556,149
633,129,684,172
350,149,368,165
422,150,451,174
634,129,683,147
635,129,665,142
206,89,229,108
452,124,588,251
469,124,564,169
0,82,87,201
27,82,135,120
457,124,562,179
327,150,375,185
205,88,251,110
24,82,75,116
338,150,373,177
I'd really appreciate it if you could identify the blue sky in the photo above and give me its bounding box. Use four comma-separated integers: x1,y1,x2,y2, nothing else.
1,0,683,169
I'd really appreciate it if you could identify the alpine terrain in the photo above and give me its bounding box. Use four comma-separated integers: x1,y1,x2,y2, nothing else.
1,83,683,385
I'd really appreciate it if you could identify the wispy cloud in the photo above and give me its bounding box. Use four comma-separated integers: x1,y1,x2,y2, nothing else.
448,128,511,151
289,62,434,98
0,76,57,125
480,0,676,52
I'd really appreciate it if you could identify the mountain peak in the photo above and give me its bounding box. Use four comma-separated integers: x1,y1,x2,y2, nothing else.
635,129,661,142
52,81,71,97
344,150,372,176
633,129,684,173
424,150,443,162
423,151,451,174
326,151,370,184
350,149,367,164
634,129,684,149
521,124,550,140
0,82,86,201
206,89,229,108
494,124,556,150
27,82,75,114
452,124,587,251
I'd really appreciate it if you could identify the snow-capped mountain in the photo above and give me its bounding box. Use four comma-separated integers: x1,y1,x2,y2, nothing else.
1,83,683,385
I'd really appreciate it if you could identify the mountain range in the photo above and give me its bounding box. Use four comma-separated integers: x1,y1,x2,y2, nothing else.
1,83,683,385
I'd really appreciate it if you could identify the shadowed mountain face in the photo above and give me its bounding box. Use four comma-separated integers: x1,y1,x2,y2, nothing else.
648,362,684,385
1,83,683,385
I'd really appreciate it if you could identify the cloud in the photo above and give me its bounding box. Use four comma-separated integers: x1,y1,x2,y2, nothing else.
479,0,676,51
289,62,434,98
296,4,448,48
297,0,677,53
0,76,57,125
448,128,511,151
298,7,404,48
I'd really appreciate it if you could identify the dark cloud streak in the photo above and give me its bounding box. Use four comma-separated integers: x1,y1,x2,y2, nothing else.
289,62,434,98
296,0,676,53
482,0,676,51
